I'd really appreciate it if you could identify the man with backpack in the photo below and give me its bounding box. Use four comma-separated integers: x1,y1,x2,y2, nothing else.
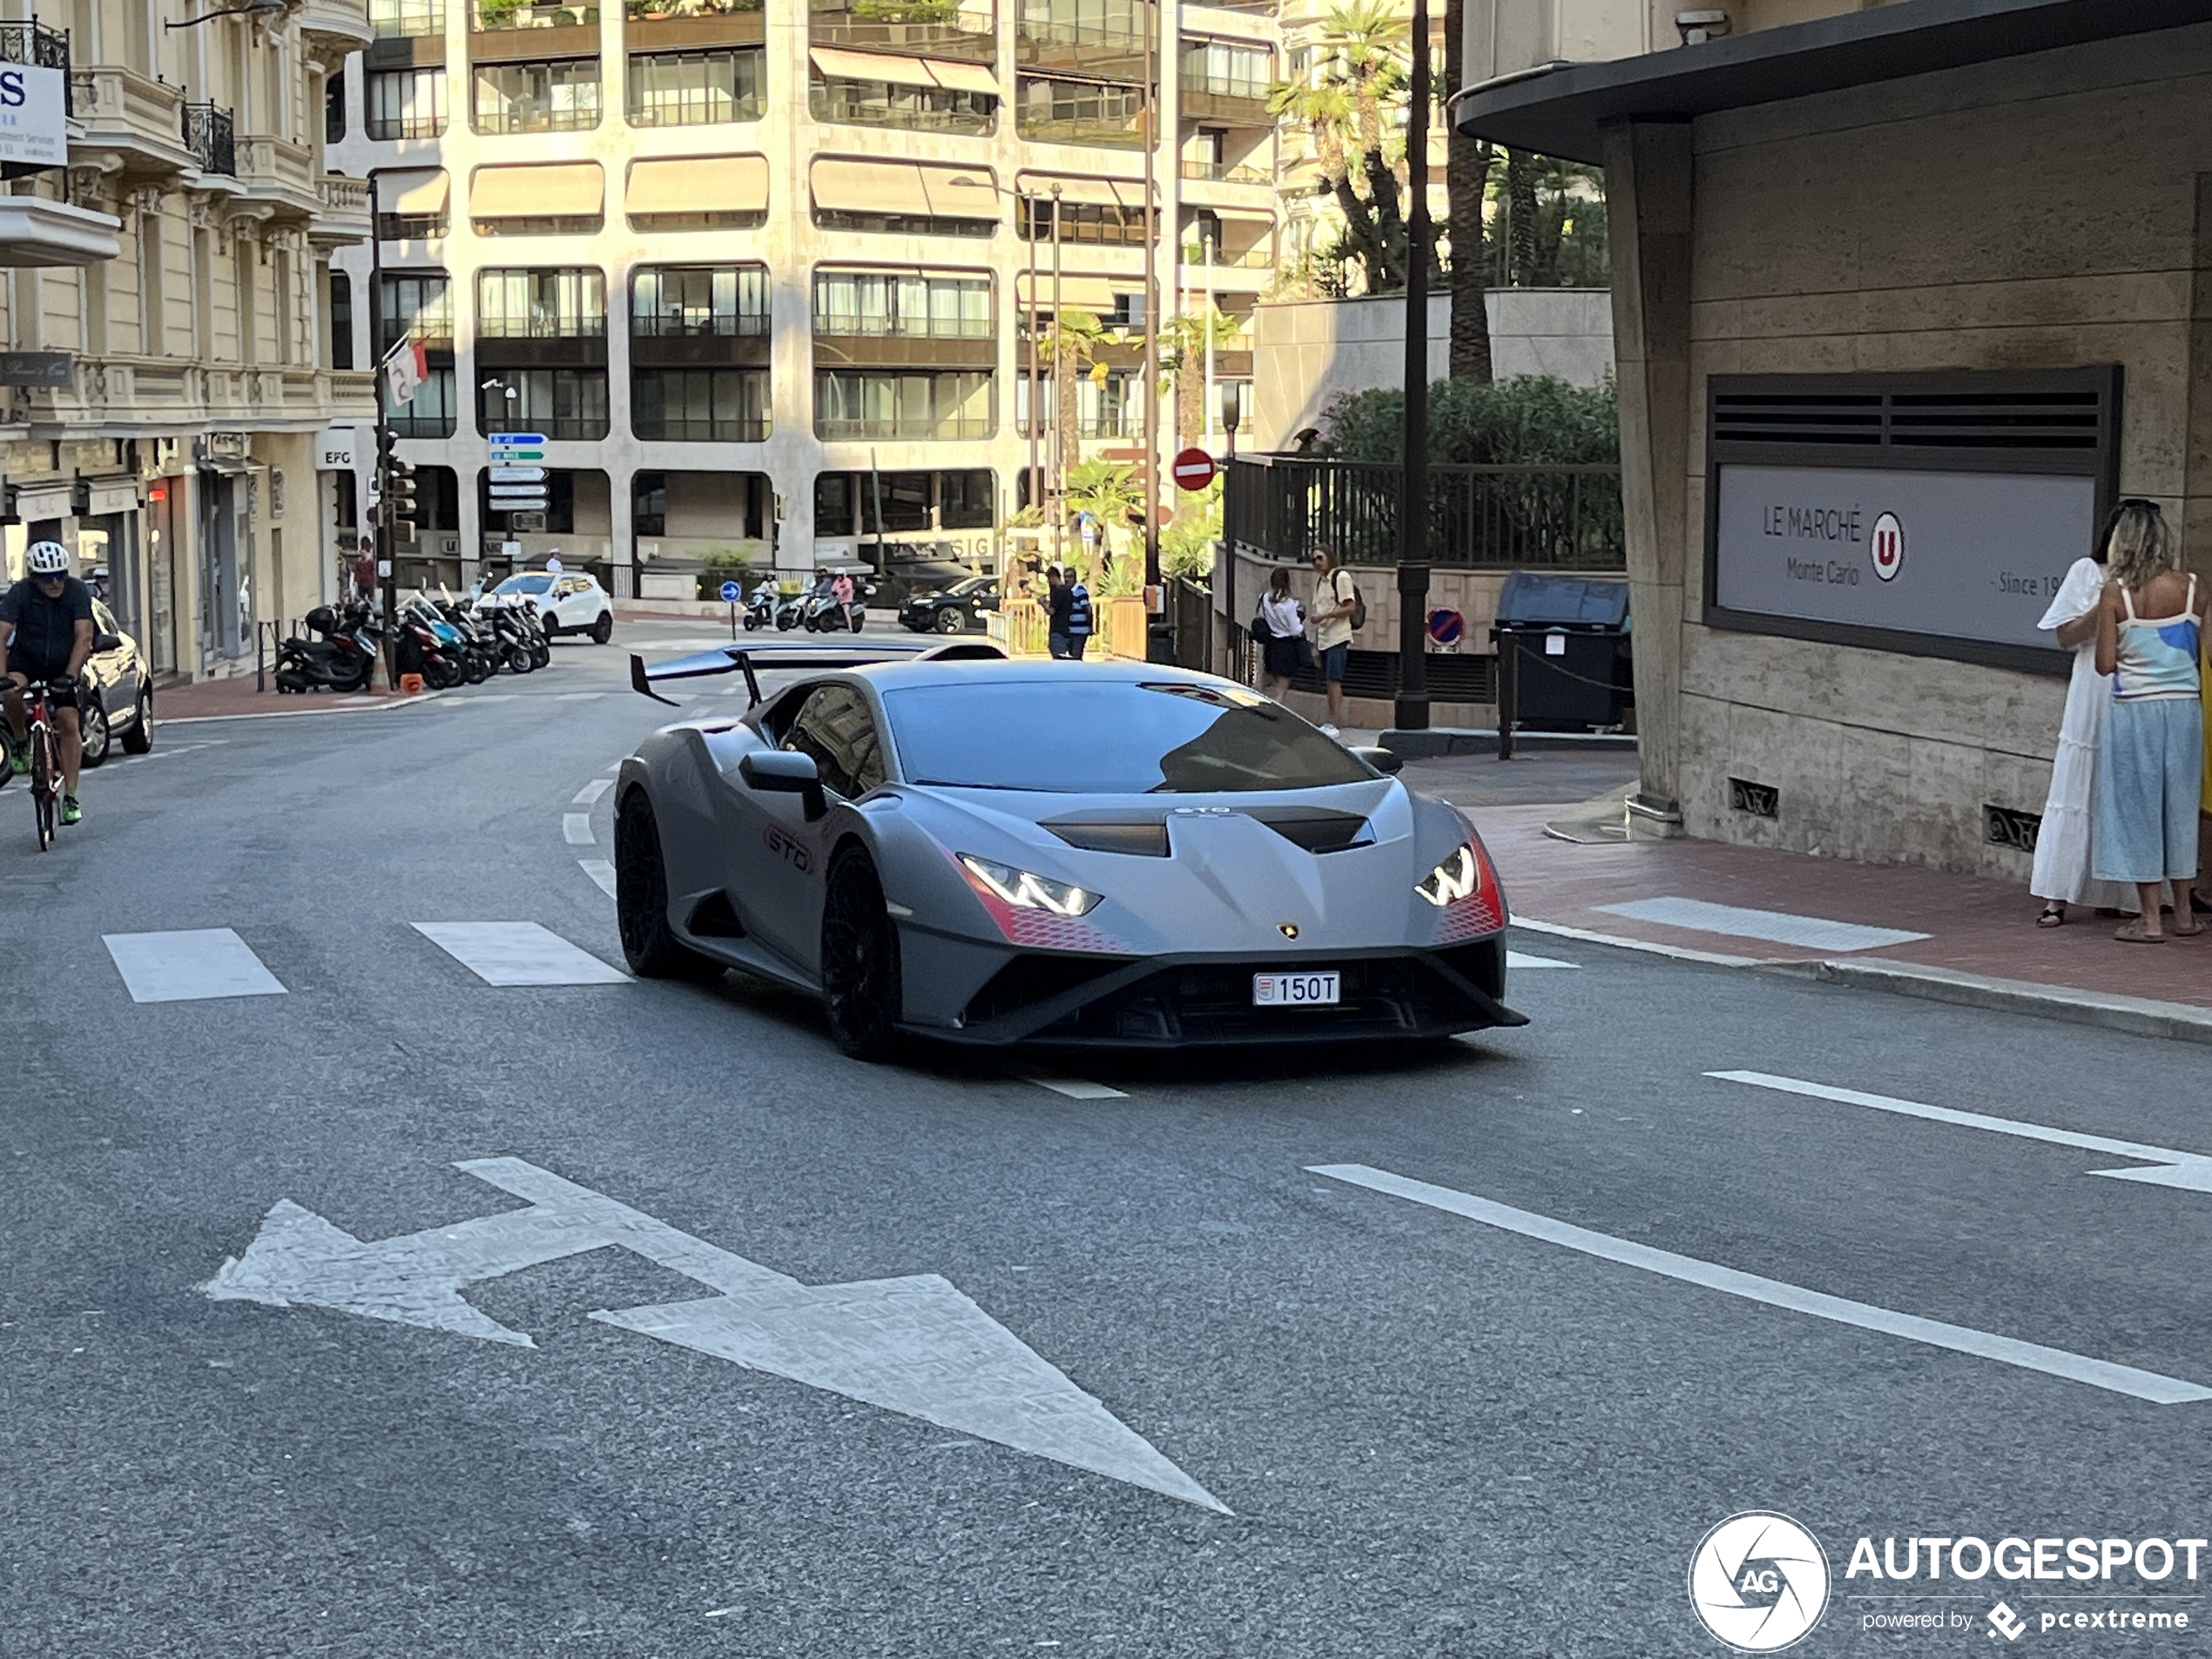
1065,568,1095,660
1308,546,1359,734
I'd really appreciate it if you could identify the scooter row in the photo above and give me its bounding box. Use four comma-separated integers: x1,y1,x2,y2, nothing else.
275,596,552,694
740,576,875,633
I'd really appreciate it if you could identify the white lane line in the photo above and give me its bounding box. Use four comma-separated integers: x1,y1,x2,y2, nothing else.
1709,1070,2212,1194
1594,897,1929,953
337,696,377,705
1027,1078,1129,1100
1507,950,1578,970
104,929,287,1003
563,813,595,846
578,859,617,898
411,922,629,987
572,779,612,805
556,691,606,702
464,693,519,704
107,739,228,768
1310,1163,2212,1406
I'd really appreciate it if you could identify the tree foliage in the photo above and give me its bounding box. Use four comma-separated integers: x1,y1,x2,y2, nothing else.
1318,374,1619,466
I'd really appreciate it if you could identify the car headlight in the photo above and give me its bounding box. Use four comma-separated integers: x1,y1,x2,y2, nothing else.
1414,843,1482,907
958,853,1102,916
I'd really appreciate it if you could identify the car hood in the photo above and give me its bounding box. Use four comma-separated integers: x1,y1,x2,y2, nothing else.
884,778,1497,955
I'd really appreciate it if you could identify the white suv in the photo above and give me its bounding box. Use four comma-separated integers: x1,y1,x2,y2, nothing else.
482,570,614,642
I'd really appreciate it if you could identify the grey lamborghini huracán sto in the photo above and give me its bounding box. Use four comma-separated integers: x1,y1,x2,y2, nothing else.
615,644,1525,1059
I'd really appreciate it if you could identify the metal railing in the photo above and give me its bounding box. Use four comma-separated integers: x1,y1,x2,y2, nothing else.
1224,455,1626,571
1180,158,1269,185
1,23,72,115
182,101,236,176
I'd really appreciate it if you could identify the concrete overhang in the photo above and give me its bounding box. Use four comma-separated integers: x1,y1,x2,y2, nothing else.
0,197,122,267
1453,0,2212,164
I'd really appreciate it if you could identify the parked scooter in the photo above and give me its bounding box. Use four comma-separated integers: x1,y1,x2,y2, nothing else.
772,589,808,631
396,595,466,690
742,581,777,631
275,603,381,693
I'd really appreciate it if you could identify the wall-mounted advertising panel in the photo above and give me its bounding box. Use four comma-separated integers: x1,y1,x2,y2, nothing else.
1703,369,2120,675
0,66,68,170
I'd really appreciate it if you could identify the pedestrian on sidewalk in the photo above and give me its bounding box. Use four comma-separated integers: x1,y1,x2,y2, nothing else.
1045,566,1073,659
2093,499,2204,942
1064,569,1094,660
2030,529,2133,925
1308,546,1357,734
1259,567,1306,700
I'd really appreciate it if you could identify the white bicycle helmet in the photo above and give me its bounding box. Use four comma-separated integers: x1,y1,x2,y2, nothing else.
25,540,69,576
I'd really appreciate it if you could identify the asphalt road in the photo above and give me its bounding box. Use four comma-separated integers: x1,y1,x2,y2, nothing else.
5,625,2209,1657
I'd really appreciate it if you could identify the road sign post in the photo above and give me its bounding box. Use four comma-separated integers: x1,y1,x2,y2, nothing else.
722,578,742,637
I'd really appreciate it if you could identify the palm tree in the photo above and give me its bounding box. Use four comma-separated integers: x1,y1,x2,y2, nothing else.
1443,0,1494,381
1063,455,1140,589
1161,305,1244,450
1039,307,1114,510
1266,2,1409,292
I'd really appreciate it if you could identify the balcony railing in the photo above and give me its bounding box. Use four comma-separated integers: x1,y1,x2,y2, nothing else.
183,101,236,177
473,0,599,29
1180,159,1269,185
812,1,994,60
1183,241,1271,268
0,22,72,114
626,0,760,16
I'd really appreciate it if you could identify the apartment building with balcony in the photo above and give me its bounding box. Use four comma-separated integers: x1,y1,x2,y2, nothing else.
326,0,1282,591
0,0,374,681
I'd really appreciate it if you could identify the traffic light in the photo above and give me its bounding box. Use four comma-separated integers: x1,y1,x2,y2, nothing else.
385,459,418,546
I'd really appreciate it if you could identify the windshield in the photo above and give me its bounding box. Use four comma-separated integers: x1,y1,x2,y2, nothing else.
492,575,554,596
886,681,1377,793
948,576,991,597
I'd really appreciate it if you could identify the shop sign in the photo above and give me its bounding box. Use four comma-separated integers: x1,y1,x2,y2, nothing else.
0,351,71,387
316,428,359,470
84,482,141,516
0,67,68,169
1711,463,2096,654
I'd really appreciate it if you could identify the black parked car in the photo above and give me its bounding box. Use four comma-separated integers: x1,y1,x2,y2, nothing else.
78,598,155,767
898,575,1001,635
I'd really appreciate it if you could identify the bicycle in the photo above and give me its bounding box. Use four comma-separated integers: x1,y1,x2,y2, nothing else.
5,677,70,852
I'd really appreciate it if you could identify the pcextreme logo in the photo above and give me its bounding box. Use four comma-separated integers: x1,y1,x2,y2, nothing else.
1689,1512,1832,1653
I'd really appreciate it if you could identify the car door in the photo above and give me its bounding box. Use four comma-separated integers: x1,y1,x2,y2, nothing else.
726,682,887,973
89,600,137,709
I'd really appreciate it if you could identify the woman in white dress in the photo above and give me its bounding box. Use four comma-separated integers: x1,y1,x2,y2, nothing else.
2030,529,2128,924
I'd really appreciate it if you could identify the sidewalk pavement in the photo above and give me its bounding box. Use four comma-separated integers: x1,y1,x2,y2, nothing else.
1459,783,2212,1043
158,676,429,723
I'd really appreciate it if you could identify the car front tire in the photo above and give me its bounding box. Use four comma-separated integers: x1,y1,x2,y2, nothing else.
78,691,111,769
934,607,964,634
614,790,720,981
591,611,613,644
820,846,902,1062
120,686,152,754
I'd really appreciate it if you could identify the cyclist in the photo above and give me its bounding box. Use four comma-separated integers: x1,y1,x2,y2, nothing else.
1,541,96,826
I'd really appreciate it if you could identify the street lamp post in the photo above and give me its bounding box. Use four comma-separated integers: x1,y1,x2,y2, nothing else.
1050,181,1064,570
1140,0,1160,603
1394,0,1433,732
1024,188,1040,539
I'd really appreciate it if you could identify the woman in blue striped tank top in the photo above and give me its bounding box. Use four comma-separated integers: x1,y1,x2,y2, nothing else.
2093,500,2205,941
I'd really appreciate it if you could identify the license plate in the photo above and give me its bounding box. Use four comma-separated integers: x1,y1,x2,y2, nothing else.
1253,971,1341,1008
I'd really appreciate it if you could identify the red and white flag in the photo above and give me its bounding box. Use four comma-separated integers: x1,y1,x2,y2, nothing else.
382,335,429,407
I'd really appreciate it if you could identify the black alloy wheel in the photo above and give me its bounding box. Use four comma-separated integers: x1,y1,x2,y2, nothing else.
819,846,902,1062
613,790,719,980
120,687,152,754
78,692,111,769
934,606,965,635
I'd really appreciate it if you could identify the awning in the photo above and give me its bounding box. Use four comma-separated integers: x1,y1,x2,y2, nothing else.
813,158,999,219
627,154,768,218
1209,206,1273,228
1013,273,1121,310
1013,173,1139,207
469,162,604,221
384,168,448,218
811,45,936,88
927,58,1000,96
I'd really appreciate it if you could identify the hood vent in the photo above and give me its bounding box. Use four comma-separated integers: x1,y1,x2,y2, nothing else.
1044,806,1372,857
1046,820,1170,857
1247,807,1372,853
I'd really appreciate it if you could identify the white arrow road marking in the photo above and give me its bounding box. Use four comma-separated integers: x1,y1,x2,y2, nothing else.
563,813,595,846
1310,1163,2212,1406
413,921,628,986
577,859,617,898
572,779,611,805
204,1158,1225,1511
104,929,287,1002
1709,1071,2212,1194
1506,951,1578,970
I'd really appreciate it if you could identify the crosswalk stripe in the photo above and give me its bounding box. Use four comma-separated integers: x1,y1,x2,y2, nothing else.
104,929,287,1003
556,691,606,702
411,922,629,987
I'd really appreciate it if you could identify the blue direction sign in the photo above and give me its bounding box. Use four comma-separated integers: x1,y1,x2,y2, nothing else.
719,580,743,603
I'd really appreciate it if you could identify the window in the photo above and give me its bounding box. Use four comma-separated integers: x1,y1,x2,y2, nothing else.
475,267,605,337
1016,76,1143,145
814,370,994,441
813,205,996,239
1017,0,1150,52
626,47,764,125
334,469,358,529
812,270,991,338
325,67,346,143
938,468,995,528
1178,40,1268,98
478,368,609,439
1017,370,1136,437
372,0,444,35
388,367,459,437
368,67,448,138
809,74,993,136
416,464,462,531
471,0,599,29
378,273,453,347
632,368,770,441
1018,195,1143,245
784,684,885,799
632,471,666,536
631,265,768,336
472,59,601,133
329,270,354,368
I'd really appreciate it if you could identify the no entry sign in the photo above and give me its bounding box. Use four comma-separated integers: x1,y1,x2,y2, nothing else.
1171,448,1217,491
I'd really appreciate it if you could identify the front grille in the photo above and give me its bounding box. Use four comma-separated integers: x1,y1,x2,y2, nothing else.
1030,950,1501,1044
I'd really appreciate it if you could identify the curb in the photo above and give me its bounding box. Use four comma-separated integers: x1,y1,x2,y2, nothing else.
1508,918,2212,1047
1383,727,1637,758
165,691,450,725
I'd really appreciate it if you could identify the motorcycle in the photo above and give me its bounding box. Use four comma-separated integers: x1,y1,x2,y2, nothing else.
397,596,466,690
802,577,874,633
275,603,381,693
772,590,808,632
742,585,777,631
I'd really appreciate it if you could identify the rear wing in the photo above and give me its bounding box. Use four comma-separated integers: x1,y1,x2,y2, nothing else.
630,641,1005,709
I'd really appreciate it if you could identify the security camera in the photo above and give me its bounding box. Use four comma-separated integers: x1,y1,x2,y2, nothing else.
1676,8,1731,44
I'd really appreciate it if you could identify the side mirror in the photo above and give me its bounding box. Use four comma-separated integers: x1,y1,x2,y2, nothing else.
92,632,123,652
1350,745,1405,776
739,748,827,821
